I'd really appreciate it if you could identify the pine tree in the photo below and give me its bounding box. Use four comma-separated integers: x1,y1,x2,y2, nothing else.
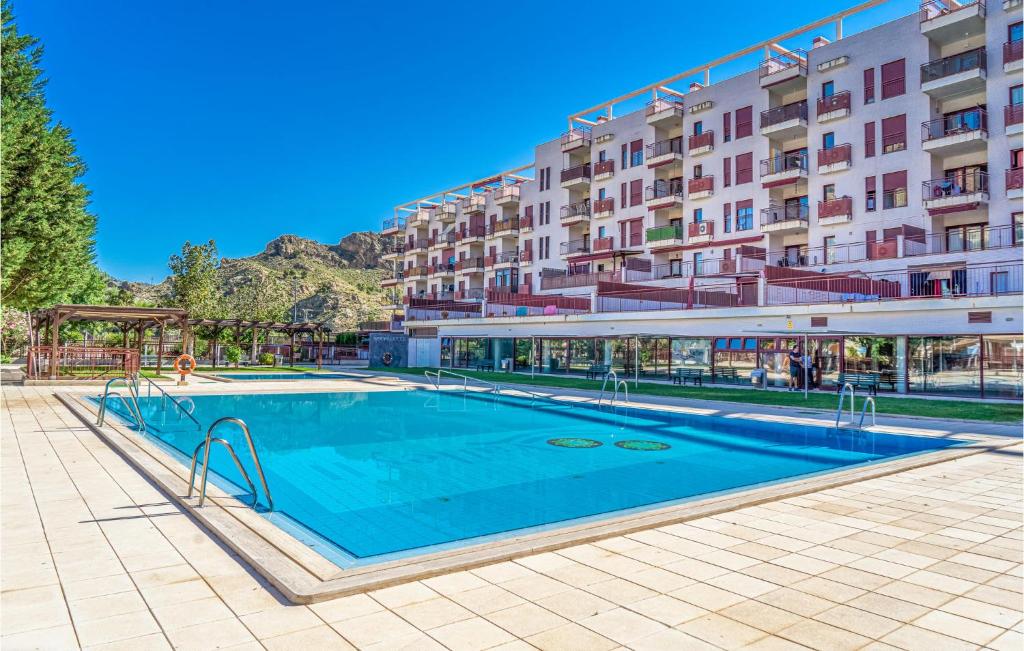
1,1,100,309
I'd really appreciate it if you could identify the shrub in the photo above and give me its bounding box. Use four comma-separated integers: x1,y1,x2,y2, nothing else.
224,345,243,367
258,352,275,366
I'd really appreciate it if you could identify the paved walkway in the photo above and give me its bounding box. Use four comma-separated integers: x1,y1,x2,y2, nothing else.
2,386,1021,650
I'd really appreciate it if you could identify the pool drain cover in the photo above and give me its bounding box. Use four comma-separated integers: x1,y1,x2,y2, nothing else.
547,437,603,449
615,440,671,451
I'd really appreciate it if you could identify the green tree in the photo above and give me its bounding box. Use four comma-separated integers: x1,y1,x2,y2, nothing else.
167,240,220,318
1,2,100,309
228,276,290,322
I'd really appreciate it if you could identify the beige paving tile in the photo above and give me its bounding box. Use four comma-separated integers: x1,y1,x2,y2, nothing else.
912,609,1004,646
755,588,836,618
630,627,722,650
329,609,422,648
486,602,567,638
151,595,235,631
260,624,356,650
880,623,977,651
75,610,162,648
83,631,172,650
678,612,769,649
845,592,929,623
777,619,872,651
525,622,618,651
164,617,259,650
393,596,474,630
579,607,666,645
448,584,527,615
428,616,517,651
308,593,384,623
813,603,902,638
629,594,707,626
720,599,804,634
0,624,79,651
534,588,615,620
368,580,438,609
583,577,658,605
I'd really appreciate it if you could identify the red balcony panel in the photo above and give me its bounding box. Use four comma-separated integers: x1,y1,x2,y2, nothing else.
593,236,615,252
816,91,850,116
593,160,615,176
817,143,852,167
483,256,495,268
688,131,714,152
818,196,853,220
687,221,715,238
688,176,714,194
520,249,533,263
1006,104,1023,127
519,214,533,230
593,198,615,213
1007,168,1023,191
1004,40,1023,65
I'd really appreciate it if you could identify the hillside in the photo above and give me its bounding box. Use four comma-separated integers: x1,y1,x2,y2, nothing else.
114,231,394,332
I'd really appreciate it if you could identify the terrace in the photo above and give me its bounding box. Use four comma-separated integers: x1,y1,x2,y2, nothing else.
921,108,988,155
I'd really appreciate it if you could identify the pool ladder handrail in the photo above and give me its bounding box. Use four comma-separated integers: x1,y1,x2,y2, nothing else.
835,382,856,428
424,368,563,406
188,417,274,511
133,373,202,431
598,372,630,406
97,377,146,432
858,396,876,430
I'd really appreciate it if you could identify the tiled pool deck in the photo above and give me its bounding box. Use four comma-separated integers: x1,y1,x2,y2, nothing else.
2,380,1021,650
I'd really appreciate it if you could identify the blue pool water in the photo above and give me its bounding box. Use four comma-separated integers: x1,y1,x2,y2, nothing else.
100,390,960,563
215,372,353,381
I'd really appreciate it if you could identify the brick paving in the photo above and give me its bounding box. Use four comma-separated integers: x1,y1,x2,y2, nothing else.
2,386,1021,650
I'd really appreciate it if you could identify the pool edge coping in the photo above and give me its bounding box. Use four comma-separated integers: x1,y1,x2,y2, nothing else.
56,389,1020,604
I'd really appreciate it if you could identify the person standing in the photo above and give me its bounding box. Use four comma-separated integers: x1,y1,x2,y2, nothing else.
788,346,802,391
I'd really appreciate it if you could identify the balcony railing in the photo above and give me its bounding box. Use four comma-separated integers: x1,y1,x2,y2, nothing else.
688,176,714,195
520,249,533,263
646,97,684,116
1005,104,1023,127
688,131,714,152
760,100,808,128
456,224,486,240
920,47,986,84
560,200,591,221
687,221,714,238
759,49,807,78
519,214,533,230
493,185,520,203
817,143,852,167
493,251,520,265
382,216,406,231
645,179,685,202
817,196,853,220
816,91,851,117
560,239,590,256
920,0,985,21
593,198,615,214
922,108,987,141
646,137,684,160
407,237,430,252
406,265,429,278
1007,168,1023,191
922,170,989,200
455,287,486,301
460,195,486,213
593,159,615,176
761,204,809,226
760,152,808,177
560,163,591,184
646,224,684,244
430,263,455,275
454,257,485,272
593,236,615,252
560,126,592,150
429,232,457,247
487,217,520,236
540,269,617,290
1005,40,1023,65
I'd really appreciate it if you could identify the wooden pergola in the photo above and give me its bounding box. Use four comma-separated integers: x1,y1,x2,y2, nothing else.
30,305,190,380
187,319,331,369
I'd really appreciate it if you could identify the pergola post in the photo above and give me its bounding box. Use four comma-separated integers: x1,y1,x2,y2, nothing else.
317,328,324,370
49,310,62,379
155,322,165,376
135,322,145,376
250,325,259,364
289,331,296,367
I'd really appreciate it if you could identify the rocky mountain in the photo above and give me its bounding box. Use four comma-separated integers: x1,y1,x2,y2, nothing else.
113,231,394,332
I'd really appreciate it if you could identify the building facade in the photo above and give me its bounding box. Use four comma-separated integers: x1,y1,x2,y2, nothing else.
379,0,1024,399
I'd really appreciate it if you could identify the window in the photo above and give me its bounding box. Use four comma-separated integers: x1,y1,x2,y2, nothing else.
864,68,875,104
824,236,838,264
723,203,732,233
1014,213,1023,244
823,184,836,201
735,106,753,138
736,200,753,231
1010,21,1022,42
620,182,627,209
723,157,732,187
693,121,703,135
538,168,546,191
621,144,628,171
880,58,906,99
543,167,551,191
992,271,1010,295
693,208,703,223
598,149,606,162
723,111,731,142
866,175,876,211
864,121,876,158
544,201,550,225
597,225,606,238
630,139,643,167
735,152,753,184
882,170,907,209
629,179,642,206
693,164,703,178
1012,84,1023,106
598,187,606,201
822,80,834,97
693,252,704,276
822,132,835,150
1012,148,1023,169
881,114,906,153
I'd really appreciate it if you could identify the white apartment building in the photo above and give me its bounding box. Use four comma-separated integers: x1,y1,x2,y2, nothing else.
376,0,1024,399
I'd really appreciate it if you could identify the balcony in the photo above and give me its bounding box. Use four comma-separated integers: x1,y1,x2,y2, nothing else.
817,143,852,175
1006,168,1022,199
760,101,808,139
428,262,455,278
454,257,485,274
428,232,457,250
758,49,807,90
405,265,429,280
645,180,684,210
455,224,486,244
760,152,808,187
437,202,457,222
560,200,591,226
493,185,520,207
487,217,520,238
687,176,714,200
688,131,715,157
646,97,685,126
454,287,485,301
1005,40,1023,72
382,242,405,261
816,91,851,123
460,195,486,214
687,221,714,245
407,209,430,228
560,126,592,153
559,239,590,257
492,251,521,269
380,272,403,287
922,171,989,213
406,237,429,254
760,204,809,233
1006,104,1023,137
519,214,533,232
593,159,615,181
560,163,591,189
519,248,533,265
646,137,684,168
593,198,615,219
920,0,986,45
382,216,405,234
592,236,616,254
817,196,853,225
920,48,986,97
922,108,988,155
645,225,684,249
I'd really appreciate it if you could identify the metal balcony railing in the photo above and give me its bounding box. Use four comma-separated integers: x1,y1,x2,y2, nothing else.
761,204,809,225
1007,167,1023,191
688,131,714,152
454,257,485,272
922,108,987,142
1006,104,1023,127
688,221,715,238
760,100,808,128
460,195,486,213
592,198,615,214
560,163,591,184
817,143,852,167
817,196,853,220
493,185,520,202
920,0,985,21
645,179,685,202
487,217,520,236
560,239,590,255
560,200,591,220
593,159,615,176
922,170,989,200
1005,40,1023,65
646,97,684,116
560,126,592,149
646,137,684,159
688,176,714,195
382,216,406,230
760,152,808,176
920,47,986,84
456,224,486,240
759,49,807,78
816,91,851,116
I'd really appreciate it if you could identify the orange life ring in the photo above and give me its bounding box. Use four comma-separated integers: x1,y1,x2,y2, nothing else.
173,354,196,375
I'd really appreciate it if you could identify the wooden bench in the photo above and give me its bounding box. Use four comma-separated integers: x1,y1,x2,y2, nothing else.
474,361,496,372
836,372,880,395
672,368,704,386
585,364,611,380
711,368,741,384
878,371,905,392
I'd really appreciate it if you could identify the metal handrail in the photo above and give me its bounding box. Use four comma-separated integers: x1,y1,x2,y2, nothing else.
99,391,144,430
598,370,618,406
424,368,563,406
616,379,629,404
97,377,145,431
835,382,856,428
188,417,273,510
858,396,877,429
134,374,201,430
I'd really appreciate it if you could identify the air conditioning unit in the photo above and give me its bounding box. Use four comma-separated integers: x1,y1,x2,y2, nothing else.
697,222,710,236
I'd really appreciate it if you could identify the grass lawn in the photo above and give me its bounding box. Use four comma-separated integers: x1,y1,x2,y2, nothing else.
141,365,316,374
372,366,1023,424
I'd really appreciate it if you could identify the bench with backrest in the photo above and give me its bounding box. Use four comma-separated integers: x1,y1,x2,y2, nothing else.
672,368,704,386
836,372,880,395
474,361,497,372
878,370,906,392
585,364,611,380
711,368,741,384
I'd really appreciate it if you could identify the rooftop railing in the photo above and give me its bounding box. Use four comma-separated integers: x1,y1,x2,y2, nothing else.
560,126,592,149
646,97,685,116
758,49,807,78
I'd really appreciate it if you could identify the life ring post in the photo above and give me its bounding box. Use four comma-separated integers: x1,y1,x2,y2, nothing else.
174,354,197,386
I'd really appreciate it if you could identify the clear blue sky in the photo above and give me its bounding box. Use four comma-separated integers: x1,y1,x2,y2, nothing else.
16,0,912,282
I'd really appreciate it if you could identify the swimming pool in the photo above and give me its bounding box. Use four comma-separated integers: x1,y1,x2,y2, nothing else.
213,372,353,381
101,389,961,565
